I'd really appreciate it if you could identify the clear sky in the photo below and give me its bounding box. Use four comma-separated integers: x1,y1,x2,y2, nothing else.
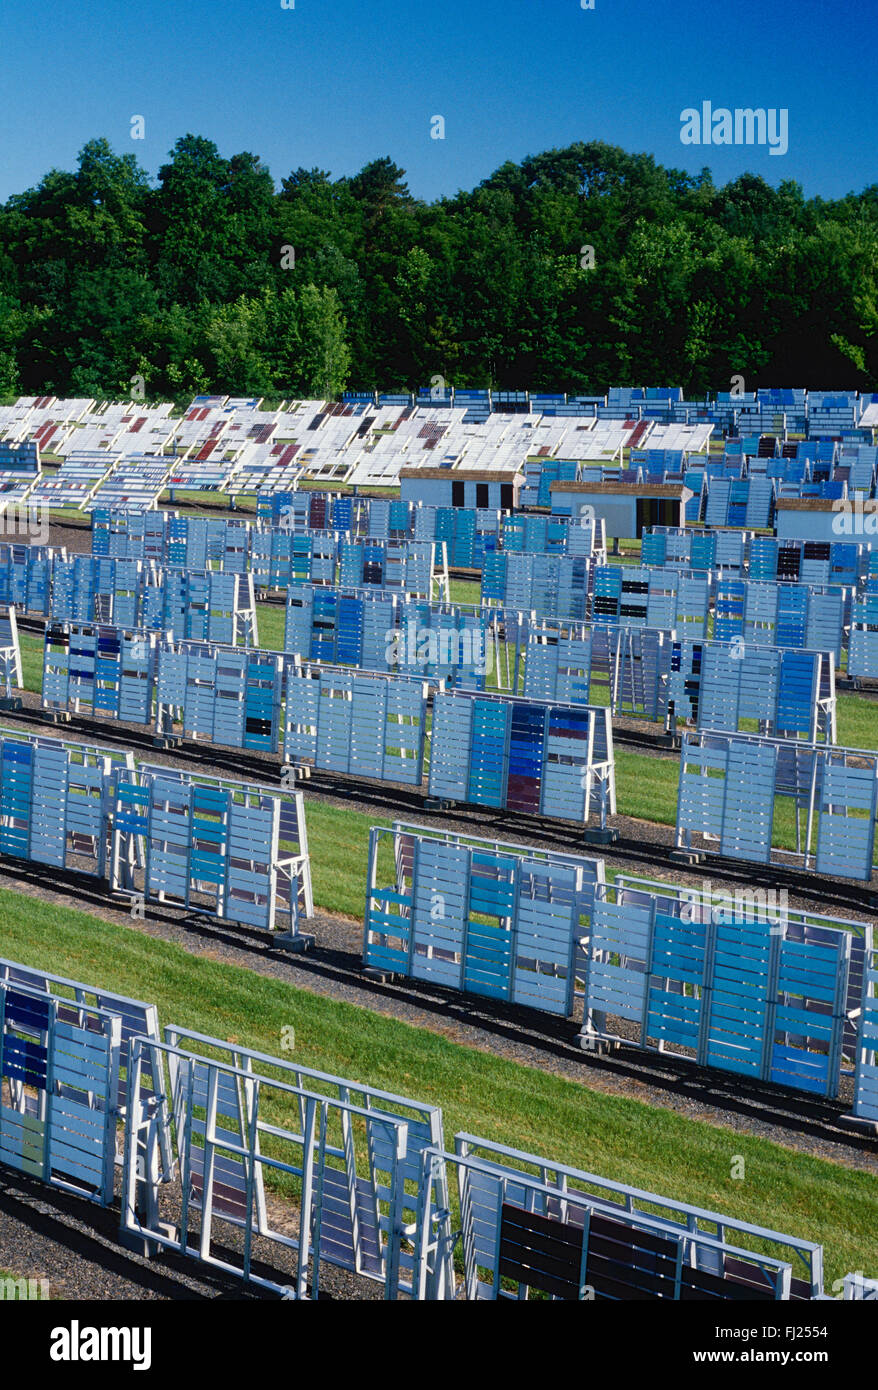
1,0,875,202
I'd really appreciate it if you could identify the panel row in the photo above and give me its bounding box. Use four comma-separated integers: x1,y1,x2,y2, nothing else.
1,950,870,1299
0,727,312,937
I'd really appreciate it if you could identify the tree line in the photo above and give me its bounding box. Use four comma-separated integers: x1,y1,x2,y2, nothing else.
0,133,875,401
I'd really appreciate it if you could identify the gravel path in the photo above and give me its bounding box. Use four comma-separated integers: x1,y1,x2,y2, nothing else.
0,1168,378,1301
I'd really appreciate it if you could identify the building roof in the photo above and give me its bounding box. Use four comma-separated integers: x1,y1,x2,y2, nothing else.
398,468,522,483
549,481,692,499
775,498,840,512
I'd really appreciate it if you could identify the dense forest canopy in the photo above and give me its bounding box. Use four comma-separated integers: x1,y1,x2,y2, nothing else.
0,134,876,400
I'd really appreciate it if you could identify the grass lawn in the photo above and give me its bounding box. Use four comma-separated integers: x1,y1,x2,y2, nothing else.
448,577,481,606
255,601,285,651
0,885,874,1286
161,490,258,514
836,692,878,750
18,632,44,694
304,800,394,918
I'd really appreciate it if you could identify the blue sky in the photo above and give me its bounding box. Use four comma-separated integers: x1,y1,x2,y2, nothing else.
1,0,875,201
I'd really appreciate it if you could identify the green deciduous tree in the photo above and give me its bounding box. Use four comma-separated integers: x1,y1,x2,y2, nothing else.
0,133,875,396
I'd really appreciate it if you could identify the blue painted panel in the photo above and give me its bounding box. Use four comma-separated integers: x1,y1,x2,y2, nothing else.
776,586,807,648
690,534,716,571
775,650,816,736
714,581,745,643
706,921,771,1078
506,703,544,814
467,700,507,808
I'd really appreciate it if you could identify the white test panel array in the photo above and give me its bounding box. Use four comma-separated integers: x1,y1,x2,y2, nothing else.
283,665,429,787
428,690,615,826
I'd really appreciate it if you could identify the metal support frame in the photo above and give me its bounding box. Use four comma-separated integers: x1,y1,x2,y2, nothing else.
413,1141,801,1301
121,1036,411,1299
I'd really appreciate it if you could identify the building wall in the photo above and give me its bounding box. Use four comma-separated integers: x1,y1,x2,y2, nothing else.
550,490,685,540
400,477,519,509
775,509,841,543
